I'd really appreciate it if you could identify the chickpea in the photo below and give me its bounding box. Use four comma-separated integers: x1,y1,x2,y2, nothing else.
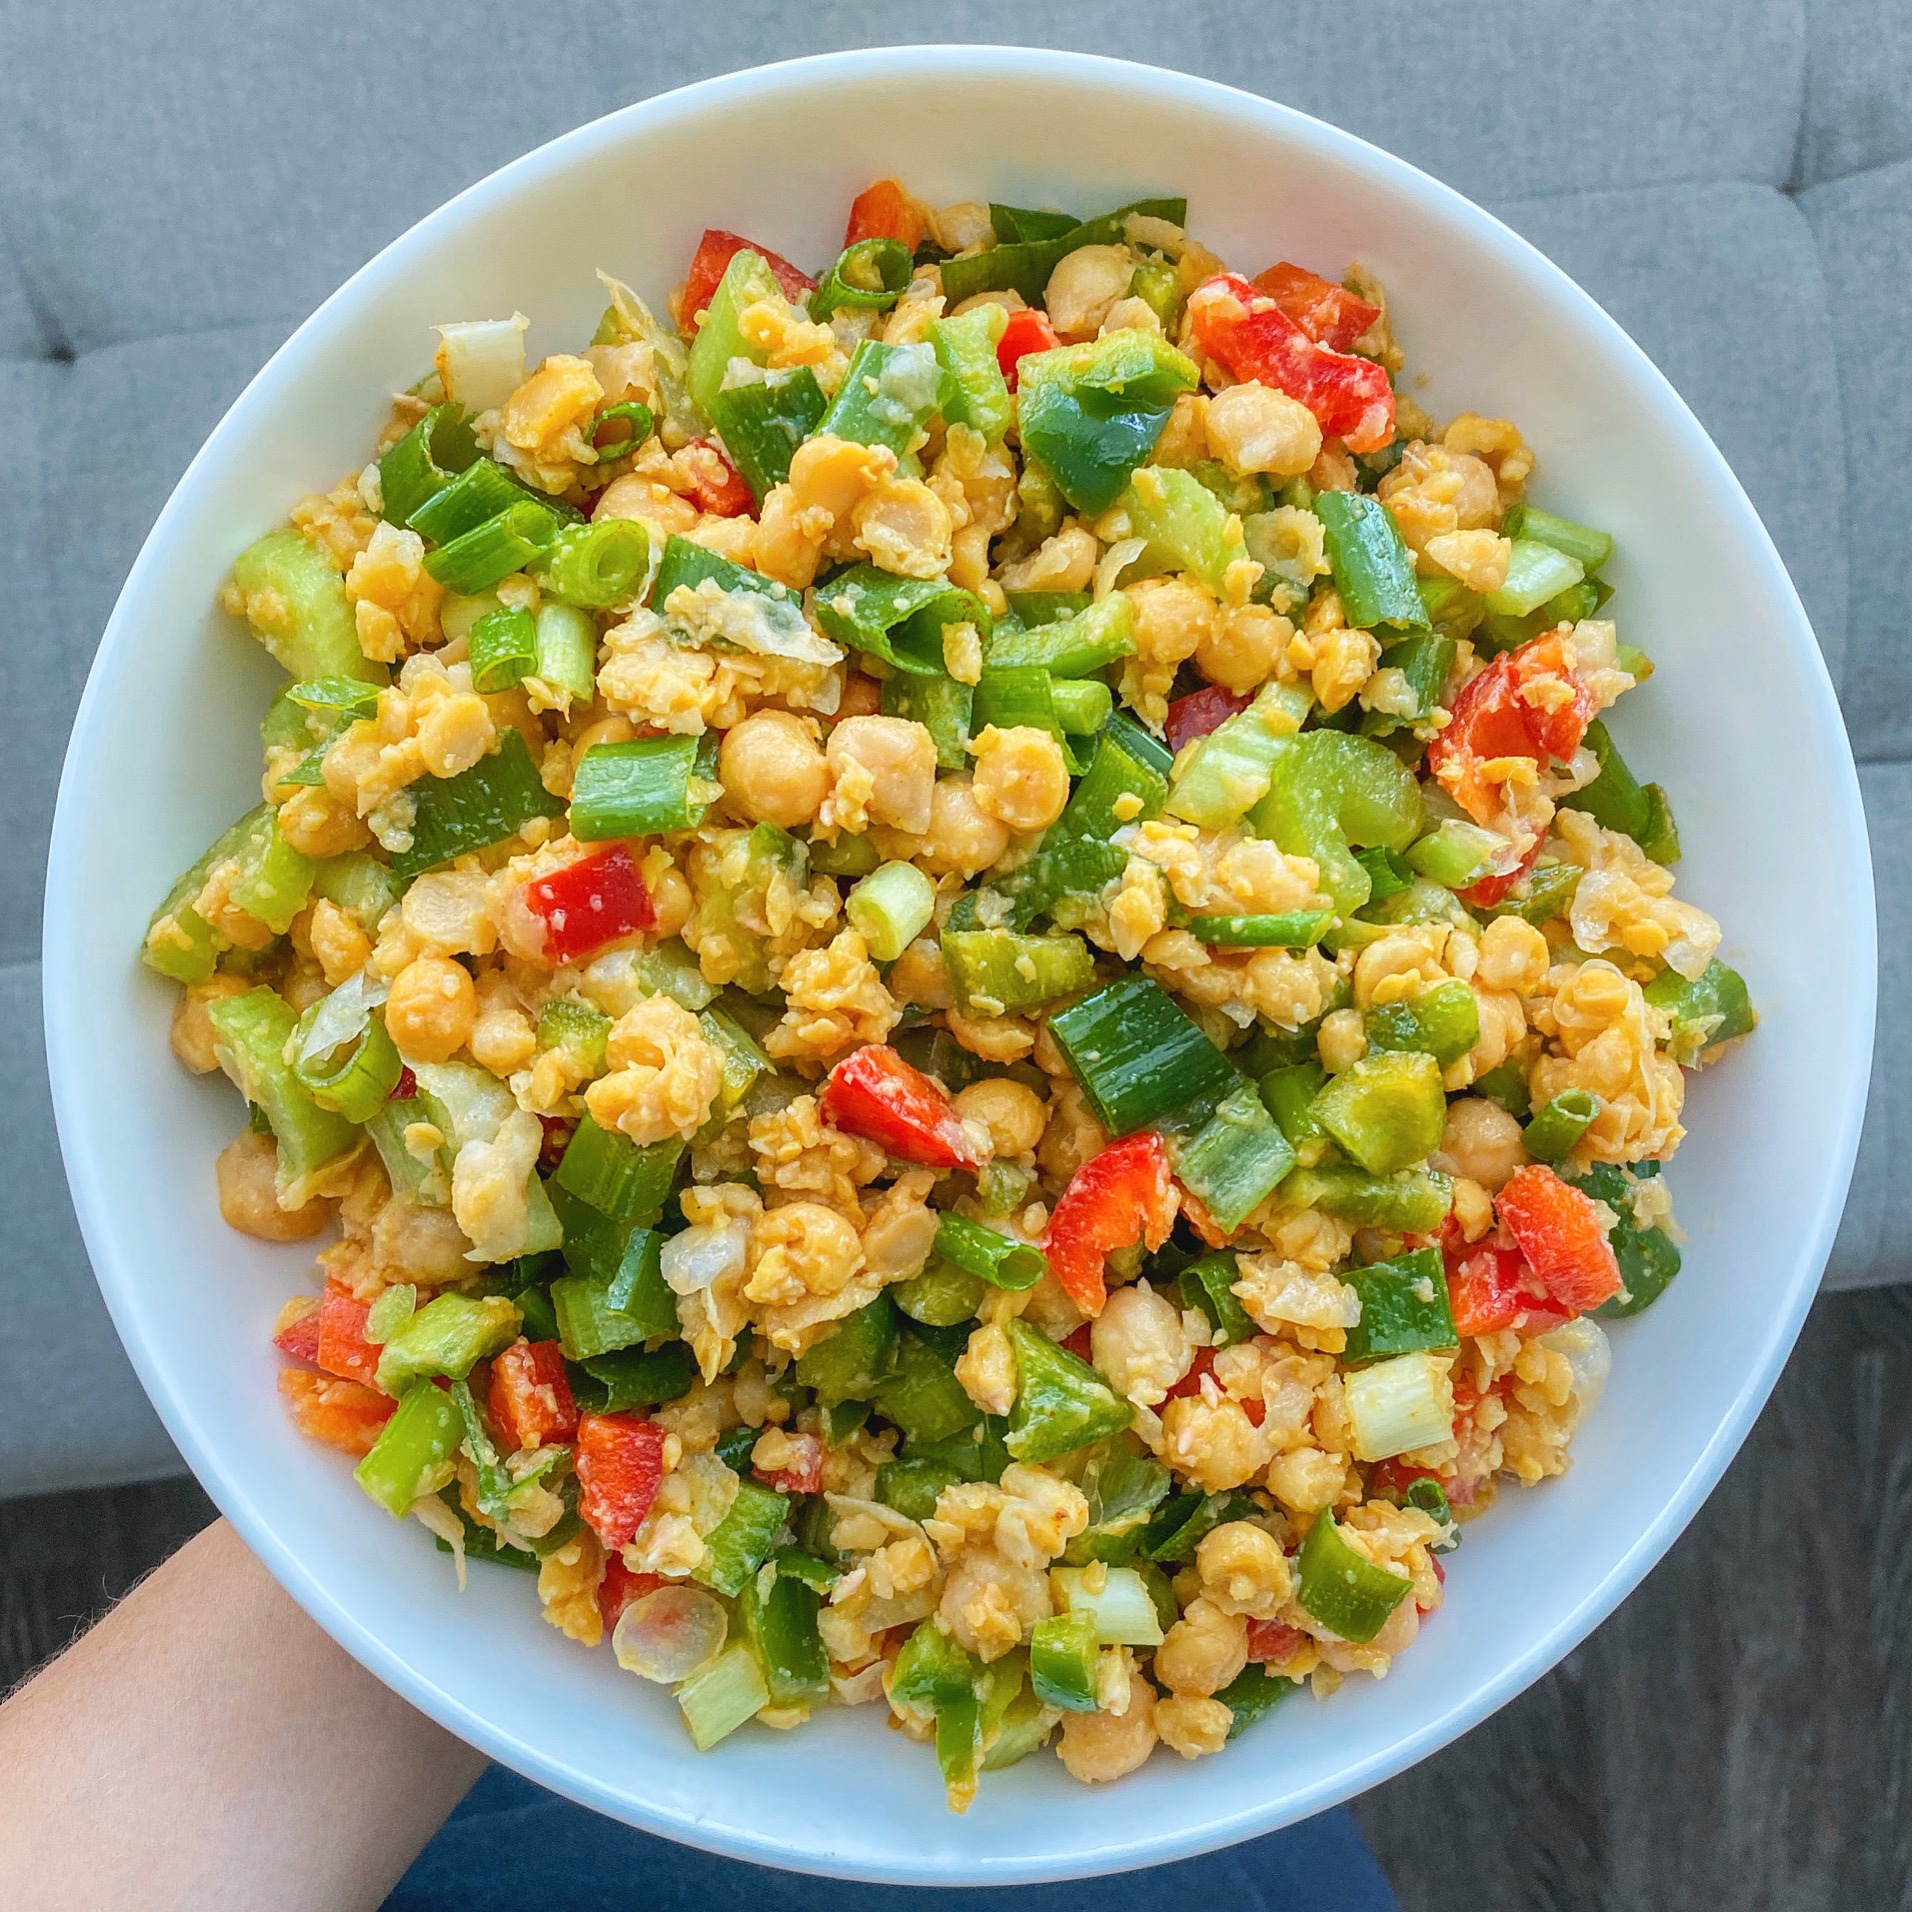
647,860,693,940
1056,1677,1158,1783
1195,1521,1293,1619
1203,379,1322,479
1155,1693,1232,1760
414,691,494,779
1476,913,1551,994
1043,244,1135,342
888,936,951,1010
1432,1096,1527,1192
720,711,830,829
169,973,250,1075
306,897,372,986
1317,1006,1367,1074
1091,1282,1193,1407
215,1129,332,1241
826,715,938,834
469,970,536,1076
385,954,477,1063
915,777,1009,878
953,1078,1047,1157
1196,603,1292,694
275,787,370,859
969,725,1070,834
1153,1597,1249,1697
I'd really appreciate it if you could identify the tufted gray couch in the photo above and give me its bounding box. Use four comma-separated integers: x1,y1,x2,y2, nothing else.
3,0,1906,1492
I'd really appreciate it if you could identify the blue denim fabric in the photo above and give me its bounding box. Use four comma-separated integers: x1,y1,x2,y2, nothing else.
385,1766,1401,1910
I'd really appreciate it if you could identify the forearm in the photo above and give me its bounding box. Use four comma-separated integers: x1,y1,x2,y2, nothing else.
0,1518,485,1911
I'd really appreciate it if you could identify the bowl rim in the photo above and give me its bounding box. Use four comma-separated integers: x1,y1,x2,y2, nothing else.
42,43,1876,1884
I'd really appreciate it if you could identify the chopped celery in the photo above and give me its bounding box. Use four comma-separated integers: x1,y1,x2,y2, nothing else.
1344,1351,1455,1461
355,1384,463,1517
374,1293,521,1394
674,1644,770,1752
1485,538,1585,617
1406,819,1500,889
1125,464,1250,599
553,1115,682,1228
1248,729,1423,914
144,806,306,983
1047,976,1236,1137
206,989,358,1192
1004,1321,1132,1463
229,528,383,683
1051,1564,1165,1646
1167,681,1309,830
312,852,399,932
1342,1247,1458,1365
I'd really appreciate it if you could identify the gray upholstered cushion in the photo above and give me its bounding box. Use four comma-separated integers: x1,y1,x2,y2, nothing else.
0,0,1903,1487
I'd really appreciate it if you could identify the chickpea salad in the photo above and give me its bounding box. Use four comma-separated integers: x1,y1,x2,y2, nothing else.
146,177,1755,1809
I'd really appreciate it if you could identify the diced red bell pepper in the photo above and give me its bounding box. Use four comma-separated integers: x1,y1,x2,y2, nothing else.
1250,262,1381,354
1495,1164,1623,1315
318,1282,381,1389
1165,685,1252,755
1187,272,1395,454
488,1339,580,1454
1061,1323,1094,1362
598,1555,668,1633
1043,1130,1176,1317
680,229,817,332
1459,834,1545,910
537,1115,575,1172
680,438,754,518
394,1066,418,1101
754,1430,824,1496
522,842,657,967
1366,1457,1438,1500
1429,632,1597,829
1245,1618,1308,1665
1165,1345,1216,1399
1444,1238,1572,1340
279,1368,395,1458
844,178,925,252
575,1413,668,1550
273,1298,321,1366
996,307,1060,392
819,1044,981,1169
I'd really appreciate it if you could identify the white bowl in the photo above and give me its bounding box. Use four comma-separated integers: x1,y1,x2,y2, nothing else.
43,45,1873,1886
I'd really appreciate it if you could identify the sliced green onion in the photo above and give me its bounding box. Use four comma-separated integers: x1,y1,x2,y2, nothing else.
812,338,946,456
649,533,796,611
1218,1664,1301,1738
933,1213,1047,1292
846,860,937,963
1278,1164,1453,1234
813,564,989,677
1046,975,1235,1136
531,601,598,705
532,518,649,609
810,237,913,319
1344,1351,1454,1462
1406,819,1501,889
378,402,478,526
1178,1252,1255,1347
987,594,1135,678
423,500,561,593
1050,1565,1164,1646
1523,1088,1600,1162
569,735,712,840
554,1114,682,1228
590,400,654,460
1050,678,1112,735
291,1005,402,1122
1166,1079,1296,1233
1188,911,1332,948
467,605,538,692
1313,488,1428,632
408,458,540,543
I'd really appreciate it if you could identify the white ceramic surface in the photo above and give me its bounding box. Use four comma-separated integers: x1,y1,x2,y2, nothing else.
42,46,1873,1886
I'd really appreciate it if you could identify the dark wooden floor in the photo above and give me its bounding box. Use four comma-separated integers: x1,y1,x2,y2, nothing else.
3,1285,1907,1909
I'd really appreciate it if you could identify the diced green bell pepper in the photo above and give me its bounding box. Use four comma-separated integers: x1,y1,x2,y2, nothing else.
742,1550,831,1708
880,669,973,769
1295,1509,1413,1644
1177,1252,1256,1349
813,564,989,676
1364,978,1481,1068
1278,1164,1454,1234
391,728,564,882
1004,1320,1132,1463
707,365,827,502
813,338,946,456
693,1481,791,1599
1342,1246,1458,1365
355,1383,464,1517
1644,959,1756,1066
1029,1610,1099,1712
873,1330,981,1446
1311,1051,1447,1175
1016,332,1200,515
1166,1080,1297,1233
793,1295,899,1403
1125,463,1250,599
